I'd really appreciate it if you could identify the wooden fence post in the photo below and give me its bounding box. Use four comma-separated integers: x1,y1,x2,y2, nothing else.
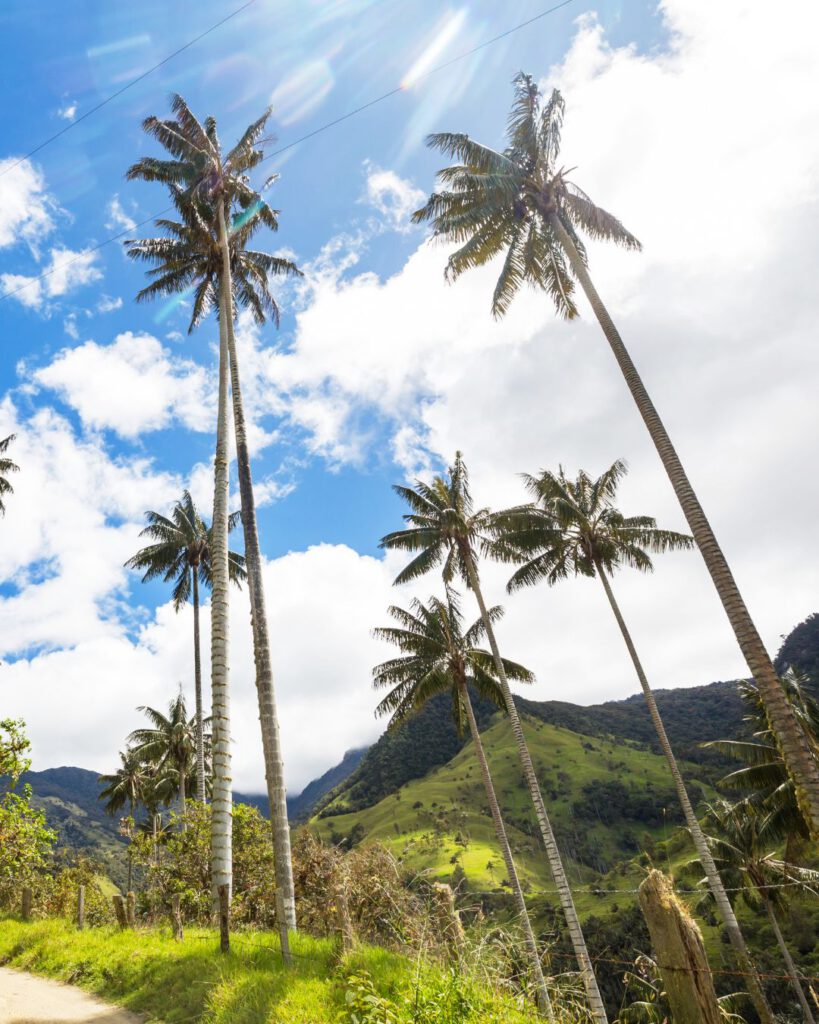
170,894,184,941
126,891,136,928
21,886,32,921
77,885,85,929
218,884,230,954
334,865,355,954
112,894,128,929
638,870,721,1024
431,882,465,961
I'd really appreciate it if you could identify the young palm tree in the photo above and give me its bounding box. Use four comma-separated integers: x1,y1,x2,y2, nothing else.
99,749,153,890
373,594,553,1017
700,800,818,1024
380,452,608,1024
126,100,301,926
128,694,208,823
125,492,245,803
0,434,19,515
497,459,772,1023
413,72,819,835
707,669,819,855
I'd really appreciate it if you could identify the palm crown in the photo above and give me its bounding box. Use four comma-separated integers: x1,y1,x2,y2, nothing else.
380,452,503,587
125,95,301,332
128,694,210,804
125,490,246,609
373,595,533,736
0,434,19,516
498,459,694,591
98,748,153,817
413,72,640,318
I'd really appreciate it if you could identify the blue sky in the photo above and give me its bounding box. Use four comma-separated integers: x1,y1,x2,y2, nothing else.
1,0,816,792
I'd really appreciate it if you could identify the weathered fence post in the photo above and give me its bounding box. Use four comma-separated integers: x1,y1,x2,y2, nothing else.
431,882,465,961
21,886,32,920
171,894,184,941
77,885,85,929
274,889,293,967
112,894,128,929
334,865,355,954
126,891,136,928
638,870,721,1024
218,884,230,954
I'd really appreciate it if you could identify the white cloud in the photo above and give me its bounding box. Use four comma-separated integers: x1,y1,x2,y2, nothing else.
57,102,77,121
33,331,215,438
0,157,54,250
105,194,137,234
1,246,102,309
362,163,425,233
62,314,80,340
96,294,123,314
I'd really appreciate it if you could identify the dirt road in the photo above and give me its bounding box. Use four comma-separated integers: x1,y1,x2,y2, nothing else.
0,968,143,1024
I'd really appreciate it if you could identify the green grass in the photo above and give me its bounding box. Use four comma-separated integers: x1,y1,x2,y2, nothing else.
313,715,715,894
0,917,550,1023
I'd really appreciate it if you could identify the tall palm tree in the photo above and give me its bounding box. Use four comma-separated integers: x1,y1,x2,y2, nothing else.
373,594,553,1018
125,492,246,803
412,72,819,836
707,669,819,855
497,459,772,1023
380,452,608,1024
126,99,301,927
128,694,208,823
0,434,19,515
99,748,153,890
700,800,818,1024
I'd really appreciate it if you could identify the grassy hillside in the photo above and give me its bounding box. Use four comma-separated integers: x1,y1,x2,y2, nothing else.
312,713,714,891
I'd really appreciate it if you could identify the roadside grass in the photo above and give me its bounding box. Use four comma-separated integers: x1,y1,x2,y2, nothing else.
0,917,551,1023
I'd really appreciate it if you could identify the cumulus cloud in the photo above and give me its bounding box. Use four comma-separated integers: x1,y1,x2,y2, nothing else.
1,246,102,309
0,157,55,250
362,163,425,233
96,294,123,314
105,194,137,233
57,102,77,121
33,331,215,438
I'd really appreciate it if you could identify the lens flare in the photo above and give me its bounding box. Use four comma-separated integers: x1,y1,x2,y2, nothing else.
400,9,468,90
271,58,335,126
154,282,197,325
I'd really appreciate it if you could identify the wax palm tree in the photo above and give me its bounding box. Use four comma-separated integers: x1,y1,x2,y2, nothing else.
700,800,819,1024
126,98,301,927
125,492,246,803
497,459,772,1023
374,594,553,1017
128,694,209,824
0,434,19,515
99,748,155,890
707,669,819,854
413,71,819,836
380,452,608,1024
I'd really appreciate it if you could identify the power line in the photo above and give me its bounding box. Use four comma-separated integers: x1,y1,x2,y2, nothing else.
0,0,258,181
0,0,576,305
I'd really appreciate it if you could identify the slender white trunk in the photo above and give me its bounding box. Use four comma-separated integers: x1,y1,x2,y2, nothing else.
460,679,553,1019
549,210,819,836
209,200,233,904
461,544,609,1024
762,895,816,1024
594,558,773,1024
225,313,296,931
192,568,206,804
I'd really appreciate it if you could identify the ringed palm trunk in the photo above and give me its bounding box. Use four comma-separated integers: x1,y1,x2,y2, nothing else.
593,556,773,1024
460,543,609,1024
192,567,207,804
224,307,297,932
548,211,819,837
178,763,187,831
459,677,554,1019
761,893,816,1024
209,200,234,905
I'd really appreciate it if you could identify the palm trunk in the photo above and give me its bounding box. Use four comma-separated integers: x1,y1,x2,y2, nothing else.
594,557,773,1024
761,894,816,1024
461,544,609,1024
179,764,187,831
225,312,296,931
209,200,234,905
460,678,554,1019
192,568,206,804
549,211,819,837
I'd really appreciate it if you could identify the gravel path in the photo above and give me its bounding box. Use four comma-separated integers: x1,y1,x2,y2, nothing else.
0,968,144,1024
